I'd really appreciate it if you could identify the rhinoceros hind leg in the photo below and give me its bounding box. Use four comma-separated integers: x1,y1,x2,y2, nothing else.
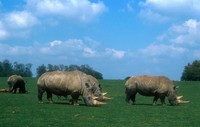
38,87,45,103
126,93,136,105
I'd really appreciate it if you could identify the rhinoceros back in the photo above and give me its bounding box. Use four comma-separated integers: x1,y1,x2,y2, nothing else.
37,71,83,96
125,75,174,96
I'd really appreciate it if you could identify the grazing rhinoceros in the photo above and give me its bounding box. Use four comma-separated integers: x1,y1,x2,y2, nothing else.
7,75,26,94
125,75,189,106
37,71,106,106
56,74,111,102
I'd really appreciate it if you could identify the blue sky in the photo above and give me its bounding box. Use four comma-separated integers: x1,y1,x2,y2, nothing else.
0,0,200,80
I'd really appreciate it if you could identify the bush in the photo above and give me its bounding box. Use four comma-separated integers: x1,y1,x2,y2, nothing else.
181,60,200,81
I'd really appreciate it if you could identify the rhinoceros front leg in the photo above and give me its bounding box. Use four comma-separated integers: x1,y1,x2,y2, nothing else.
70,93,80,105
153,96,159,105
160,96,166,105
46,91,53,103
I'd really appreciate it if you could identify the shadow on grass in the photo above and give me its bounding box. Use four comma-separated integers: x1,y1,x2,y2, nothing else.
128,103,170,106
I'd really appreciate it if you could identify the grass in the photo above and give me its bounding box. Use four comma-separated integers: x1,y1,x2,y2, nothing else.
0,78,200,127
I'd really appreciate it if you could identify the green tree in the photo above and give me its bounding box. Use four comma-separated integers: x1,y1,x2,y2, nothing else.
1,59,13,76
80,64,103,79
24,63,33,77
13,62,33,77
36,64,47,77
181,60,200,81
36,64,103,79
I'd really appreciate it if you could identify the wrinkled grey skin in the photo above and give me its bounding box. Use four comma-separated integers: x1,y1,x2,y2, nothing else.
7,75,26,94
86,75,104,100
125,75,179,106
56,74,103,101
37,71,102,106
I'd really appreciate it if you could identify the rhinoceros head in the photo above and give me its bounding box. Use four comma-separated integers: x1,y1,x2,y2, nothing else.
86,75,112,101
168,87,189,106
81,75,106,106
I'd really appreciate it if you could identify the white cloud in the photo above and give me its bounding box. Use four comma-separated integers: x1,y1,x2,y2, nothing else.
0,0,106,40
105,48,125,59
139,19,200,59
26,0,106,22
139,0,200,22
0,28,8,39
0,38,128,61
50,40,62,47
4,11,38,28
0,29,7,39
139,44,186,57
139,9,169,23
168,19,200,47
0,10,38,39
0,21,8,39
0,43,33,55
83,47,96,57
127,2,133,12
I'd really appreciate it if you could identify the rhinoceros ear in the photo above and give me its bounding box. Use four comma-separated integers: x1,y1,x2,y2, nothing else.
85,83,91,88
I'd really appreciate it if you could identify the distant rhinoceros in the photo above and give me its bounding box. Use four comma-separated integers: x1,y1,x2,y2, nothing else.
125,75,189,106
7,75,26,93
37,71,106,106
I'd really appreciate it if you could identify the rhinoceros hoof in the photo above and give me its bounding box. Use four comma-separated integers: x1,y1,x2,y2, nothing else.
38,101,43,104
131,102,136,105
73,103,79,106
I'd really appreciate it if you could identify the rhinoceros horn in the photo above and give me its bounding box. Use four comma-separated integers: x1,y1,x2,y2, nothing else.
177,100,190,104
177,96,183,100
93,100,106,105
0,88,9,92
102,92,107,96
103,96,112,100
177,95,189,104
93,96,99,100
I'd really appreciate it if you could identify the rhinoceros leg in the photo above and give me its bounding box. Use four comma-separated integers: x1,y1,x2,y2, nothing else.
160,96,166,105
12,87,17,94
70,93,80,105
153,95,159,105
46,91,53,103
38,86,45,103
11,82,18,94
18,81,26,93
125,92,137,105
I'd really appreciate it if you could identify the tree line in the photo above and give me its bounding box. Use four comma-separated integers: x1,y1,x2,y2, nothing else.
0,59,103,79
36,64,103,79
0,59,33,77
181,60,200,81
1,59,200,81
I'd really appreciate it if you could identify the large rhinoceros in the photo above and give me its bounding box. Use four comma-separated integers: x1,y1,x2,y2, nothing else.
37,71,106,106
56,74,111,101
7,75,26,93
125,75,189,106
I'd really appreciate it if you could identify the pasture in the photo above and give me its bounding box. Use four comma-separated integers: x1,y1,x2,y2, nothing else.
0,77,199,127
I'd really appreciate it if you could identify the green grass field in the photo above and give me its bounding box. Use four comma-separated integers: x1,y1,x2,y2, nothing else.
0,78,200,127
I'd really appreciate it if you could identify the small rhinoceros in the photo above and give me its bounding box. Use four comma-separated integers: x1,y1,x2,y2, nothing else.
7,75,26,94
125,75,189,106
37,71,106,106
